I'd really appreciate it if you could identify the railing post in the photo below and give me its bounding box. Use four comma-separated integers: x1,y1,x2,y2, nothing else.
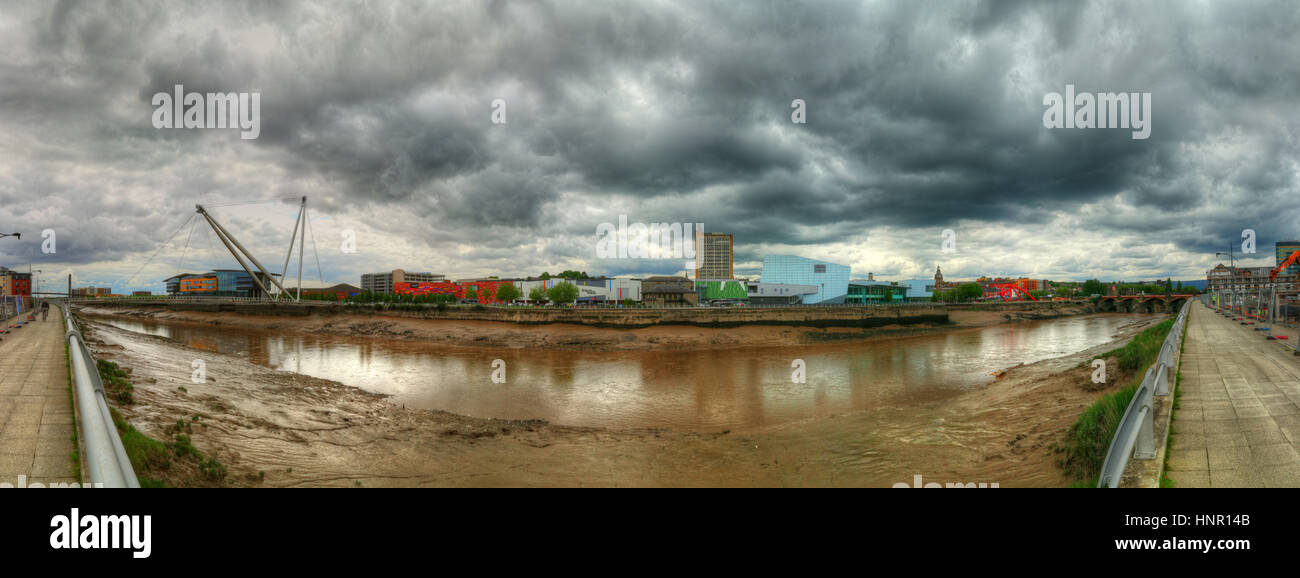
1155,362,1169,396
1134,389,1156,460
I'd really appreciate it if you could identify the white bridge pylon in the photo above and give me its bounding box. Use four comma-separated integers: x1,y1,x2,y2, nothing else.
194,196,307,302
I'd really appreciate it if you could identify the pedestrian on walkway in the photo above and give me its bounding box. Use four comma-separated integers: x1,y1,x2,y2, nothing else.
40,299,49,321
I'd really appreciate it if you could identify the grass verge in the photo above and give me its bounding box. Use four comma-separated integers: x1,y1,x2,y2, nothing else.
1160,318,1190,488
1057,318,1176,485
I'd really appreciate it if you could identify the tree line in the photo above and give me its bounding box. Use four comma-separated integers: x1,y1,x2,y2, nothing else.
929,278,1200,303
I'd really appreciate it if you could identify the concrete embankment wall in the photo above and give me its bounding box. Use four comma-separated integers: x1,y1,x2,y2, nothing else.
78,300,1096,329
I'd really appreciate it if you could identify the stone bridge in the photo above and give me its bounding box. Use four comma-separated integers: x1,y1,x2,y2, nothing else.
1096,294,1196,314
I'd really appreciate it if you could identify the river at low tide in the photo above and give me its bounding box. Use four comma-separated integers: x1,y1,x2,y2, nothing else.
93,314,1152,432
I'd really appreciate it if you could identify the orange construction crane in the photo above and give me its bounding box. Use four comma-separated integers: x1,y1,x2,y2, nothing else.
1270,250,1300,282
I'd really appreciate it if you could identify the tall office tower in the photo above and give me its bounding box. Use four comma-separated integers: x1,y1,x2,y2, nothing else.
694,233,734,279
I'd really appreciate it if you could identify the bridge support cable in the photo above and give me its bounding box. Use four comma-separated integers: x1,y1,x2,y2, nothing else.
305,205,324,289
123,212,196,288
176,217,197,274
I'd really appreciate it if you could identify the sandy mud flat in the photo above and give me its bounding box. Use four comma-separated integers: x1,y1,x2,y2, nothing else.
81,309,1157,487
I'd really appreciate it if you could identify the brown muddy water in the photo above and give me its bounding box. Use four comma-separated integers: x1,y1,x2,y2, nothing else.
93,313,1154,432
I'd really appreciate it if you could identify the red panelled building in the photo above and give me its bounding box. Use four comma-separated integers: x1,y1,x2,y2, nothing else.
394,281,515,304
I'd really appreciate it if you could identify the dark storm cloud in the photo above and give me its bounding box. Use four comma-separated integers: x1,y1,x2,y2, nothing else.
2,0,1299,288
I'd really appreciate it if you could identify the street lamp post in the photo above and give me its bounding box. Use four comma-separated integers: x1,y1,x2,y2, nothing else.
31,269,42,313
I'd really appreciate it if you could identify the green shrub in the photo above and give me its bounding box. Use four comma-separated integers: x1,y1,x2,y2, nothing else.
199,457,227,481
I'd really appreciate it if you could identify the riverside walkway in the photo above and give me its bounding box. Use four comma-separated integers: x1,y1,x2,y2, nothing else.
1167,303,1300,487
0,307,79,486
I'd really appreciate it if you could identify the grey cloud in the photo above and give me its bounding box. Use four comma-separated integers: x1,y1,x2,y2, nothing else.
2,0,1299,289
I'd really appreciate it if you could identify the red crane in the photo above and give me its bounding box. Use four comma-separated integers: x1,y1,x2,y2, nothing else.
1270,250,1300,282
986,283,1037,302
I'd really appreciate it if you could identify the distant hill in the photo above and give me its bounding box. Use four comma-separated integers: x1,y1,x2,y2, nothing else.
1176,280,1207,291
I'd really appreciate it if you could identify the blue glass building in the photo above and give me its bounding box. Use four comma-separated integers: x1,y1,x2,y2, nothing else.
904,279,934,301
760,255,850,304
164,269,279,298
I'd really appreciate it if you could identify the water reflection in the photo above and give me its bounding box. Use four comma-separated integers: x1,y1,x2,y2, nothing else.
94,314,1150,431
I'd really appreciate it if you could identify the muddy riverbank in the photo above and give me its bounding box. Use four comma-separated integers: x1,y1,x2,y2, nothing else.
81,311,1159,487
77,304,1096,352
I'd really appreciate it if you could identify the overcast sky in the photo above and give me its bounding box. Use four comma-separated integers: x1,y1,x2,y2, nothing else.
1,0,1298,293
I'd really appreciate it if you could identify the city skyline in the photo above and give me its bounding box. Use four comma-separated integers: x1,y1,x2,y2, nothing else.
2,1,1299,293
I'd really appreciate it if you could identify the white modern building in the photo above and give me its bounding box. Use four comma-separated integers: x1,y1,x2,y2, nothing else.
760,255,851,304
745,281,818,305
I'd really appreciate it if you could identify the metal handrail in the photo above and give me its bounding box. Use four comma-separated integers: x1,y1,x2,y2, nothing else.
62,304,140,488
1097,300,1190,488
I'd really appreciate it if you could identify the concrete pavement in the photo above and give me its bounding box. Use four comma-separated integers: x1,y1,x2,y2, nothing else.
1167,302,1300,487
0,307,79,486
